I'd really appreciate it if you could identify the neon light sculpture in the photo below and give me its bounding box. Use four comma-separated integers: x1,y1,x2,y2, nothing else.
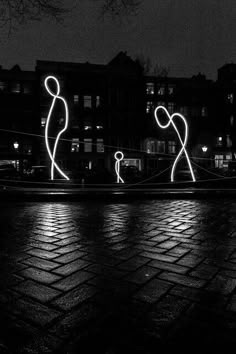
154,105,196,182
44,76,70,180
114,151,124,183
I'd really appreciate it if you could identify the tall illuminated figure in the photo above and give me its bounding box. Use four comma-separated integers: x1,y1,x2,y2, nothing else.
154,105,196,182
44,76,70,180
114,151,124,183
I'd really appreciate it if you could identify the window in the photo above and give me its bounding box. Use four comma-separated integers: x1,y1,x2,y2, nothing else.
168,85,174,95
179,106,188,116
201,107,207,117
23,83,32,94
168,141,176,154
0,81,6,91
216,136,223,147
146,83,154,95
84,138,92,152
84,125,92,130
230,115,234,126
146,140,156,154
73,95,79,104
146,101,153,113
167,102,174,114
96,125,103,130
228,93,234,104
122,159,141,170
157,86,165,95
59,117,65,126
215,155,224,168
84,95,92,108
157,101,165,107
71,138,80,152
23,144,32,154
157,140,165,153
96,139,104,153
41,117,46,127
96,96,101,108
72,121,79,129
11,82,21,93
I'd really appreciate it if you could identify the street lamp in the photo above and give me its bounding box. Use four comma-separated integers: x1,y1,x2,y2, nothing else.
13,141,19,150
202,146,208,153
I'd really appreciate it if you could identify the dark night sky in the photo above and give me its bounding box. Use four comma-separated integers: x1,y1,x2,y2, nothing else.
0,0,236,79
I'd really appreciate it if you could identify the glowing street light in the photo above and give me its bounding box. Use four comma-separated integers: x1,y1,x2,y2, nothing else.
202,146,208,153
154,105,196,182
13,141,19,150
114,151,124,183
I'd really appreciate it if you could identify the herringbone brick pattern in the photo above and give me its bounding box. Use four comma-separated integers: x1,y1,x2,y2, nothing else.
0,200,236,353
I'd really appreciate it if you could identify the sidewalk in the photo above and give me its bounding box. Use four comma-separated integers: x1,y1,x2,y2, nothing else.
1,199,236,353
1,185,236,200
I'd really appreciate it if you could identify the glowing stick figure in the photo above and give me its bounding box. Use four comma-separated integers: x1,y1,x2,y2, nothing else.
114,151,124,183
154,105,196,182
44,76,70,181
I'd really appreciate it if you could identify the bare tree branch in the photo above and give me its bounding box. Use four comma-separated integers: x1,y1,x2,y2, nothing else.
100,0,141,17
136,54,170,77
0,0,68,35
0,0,142,36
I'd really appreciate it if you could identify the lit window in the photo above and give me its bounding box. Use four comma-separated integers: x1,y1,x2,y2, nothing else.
168,141,176,154
157,101,165,107
84,125,92,130
167,102,174,114
146,140,156,154
157,140,165,153
215,155,224,168
146,83,154,95
71,138,80,152
84,138,92,152
96,125,103,130
41,117,46,127
96,139,104,153
146,101,153,113
168,86,174,95
96,96,101,108
228,93,233,104
74,95,79,104
11,82,21,93
201,107,207,117
157,87,165,95
84,95,92,108
84,161,92,170
216,136,223,146
23,144,32,154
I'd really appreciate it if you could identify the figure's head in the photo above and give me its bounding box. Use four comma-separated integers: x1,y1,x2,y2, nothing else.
44,76,60,97
114,151,124,162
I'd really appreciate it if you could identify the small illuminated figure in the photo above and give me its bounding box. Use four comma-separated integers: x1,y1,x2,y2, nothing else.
114,151,124,183
44,76,70,180
154,105,196,182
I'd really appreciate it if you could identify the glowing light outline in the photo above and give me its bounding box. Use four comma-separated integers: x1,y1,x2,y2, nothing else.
154,105,196,182
114,151,124,183
44,76,70,181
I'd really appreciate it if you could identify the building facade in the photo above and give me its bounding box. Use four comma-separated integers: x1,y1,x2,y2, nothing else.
0,65,37,173
0,53,235,182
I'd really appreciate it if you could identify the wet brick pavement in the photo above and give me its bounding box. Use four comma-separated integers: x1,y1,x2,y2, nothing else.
1,200,236,353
